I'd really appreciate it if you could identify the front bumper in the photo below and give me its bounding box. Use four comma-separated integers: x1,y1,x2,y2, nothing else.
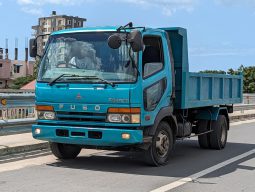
32,124,143,147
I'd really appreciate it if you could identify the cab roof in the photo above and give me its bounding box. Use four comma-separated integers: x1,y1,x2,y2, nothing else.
50,26,167,36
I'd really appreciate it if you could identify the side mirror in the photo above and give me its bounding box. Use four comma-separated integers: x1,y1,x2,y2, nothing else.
29,38,37,58
108,34,122,49
128,30,143,52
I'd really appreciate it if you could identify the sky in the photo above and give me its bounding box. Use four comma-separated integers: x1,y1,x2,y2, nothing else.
0,0,255,72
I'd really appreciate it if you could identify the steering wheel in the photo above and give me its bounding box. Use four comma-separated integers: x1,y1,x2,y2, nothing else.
56,63,81,69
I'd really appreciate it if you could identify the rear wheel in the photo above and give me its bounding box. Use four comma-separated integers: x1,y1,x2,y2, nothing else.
144,121,174,166
210,115,228,149
50,142,82,159
197,115,228,150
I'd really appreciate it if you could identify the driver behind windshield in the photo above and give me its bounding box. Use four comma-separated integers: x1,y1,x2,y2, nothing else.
69,41,102,70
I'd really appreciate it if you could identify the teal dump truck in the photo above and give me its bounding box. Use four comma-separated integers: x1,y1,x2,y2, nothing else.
30,23,243,166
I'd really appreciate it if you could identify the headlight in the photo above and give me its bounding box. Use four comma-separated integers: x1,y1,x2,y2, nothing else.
37,111,56,120
107,108,141,124
107,114,140,123
107,114,122,123
36,105,55,120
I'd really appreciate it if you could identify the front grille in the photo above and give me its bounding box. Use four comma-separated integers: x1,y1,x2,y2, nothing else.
56,111,106,123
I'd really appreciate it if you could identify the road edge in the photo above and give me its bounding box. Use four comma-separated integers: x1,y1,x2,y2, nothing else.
0,142,49,156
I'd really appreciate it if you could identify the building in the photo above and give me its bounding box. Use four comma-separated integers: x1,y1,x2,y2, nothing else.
21,79,36,90
0,59,34,89
32,11,86,54
0,48,3,59
0,41,34,89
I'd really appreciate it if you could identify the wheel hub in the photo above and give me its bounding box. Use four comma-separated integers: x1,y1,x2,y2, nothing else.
156,130,170,157
221,125,227,144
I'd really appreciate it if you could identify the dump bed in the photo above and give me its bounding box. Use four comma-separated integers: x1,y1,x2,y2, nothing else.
161,27,243,109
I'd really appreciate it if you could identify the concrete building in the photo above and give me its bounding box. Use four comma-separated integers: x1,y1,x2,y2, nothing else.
0,48,3,59
0,59,34,88
32,11,86,54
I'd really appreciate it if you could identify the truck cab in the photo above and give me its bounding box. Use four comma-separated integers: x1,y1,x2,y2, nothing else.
31,24,242,166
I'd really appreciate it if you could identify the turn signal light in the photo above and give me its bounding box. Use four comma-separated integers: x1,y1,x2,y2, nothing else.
108,108,140,114
36,105,54,111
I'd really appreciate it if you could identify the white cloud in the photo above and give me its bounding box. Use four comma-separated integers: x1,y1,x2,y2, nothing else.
16,0,199,16
17,0,88,15
17,0,86,6
15,0,255,16
118,0,198,16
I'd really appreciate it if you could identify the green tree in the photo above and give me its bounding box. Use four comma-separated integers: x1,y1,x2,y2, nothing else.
228,65,255,93
10,57,40,89
199,70,226,74
10,75,35,89
242,66,255,93
33,57,40,78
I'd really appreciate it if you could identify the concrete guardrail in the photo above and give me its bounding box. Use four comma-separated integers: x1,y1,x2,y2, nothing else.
0,94,254,127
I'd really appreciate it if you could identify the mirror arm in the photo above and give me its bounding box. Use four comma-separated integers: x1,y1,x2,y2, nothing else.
117,22,133,32
128,46,140,76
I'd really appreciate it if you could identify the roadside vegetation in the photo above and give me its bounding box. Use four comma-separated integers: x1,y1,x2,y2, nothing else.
10,75,35,89
10,58,40,89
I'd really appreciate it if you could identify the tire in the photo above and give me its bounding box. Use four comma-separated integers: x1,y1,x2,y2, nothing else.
198,120,210,149
50,142,82,159
144,121,174,166
209,115,228,150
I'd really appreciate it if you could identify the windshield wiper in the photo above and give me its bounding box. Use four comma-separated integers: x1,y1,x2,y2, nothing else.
73,75,116,87
48,74,116,87
48,74,78,86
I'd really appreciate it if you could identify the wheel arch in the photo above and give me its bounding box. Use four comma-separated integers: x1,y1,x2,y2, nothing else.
195,106,230,130
148,106,178,136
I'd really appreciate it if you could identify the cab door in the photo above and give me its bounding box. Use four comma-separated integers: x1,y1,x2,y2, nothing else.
141,32,173,126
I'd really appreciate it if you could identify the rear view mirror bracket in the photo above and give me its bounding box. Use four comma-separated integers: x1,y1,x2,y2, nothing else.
108,30,144,53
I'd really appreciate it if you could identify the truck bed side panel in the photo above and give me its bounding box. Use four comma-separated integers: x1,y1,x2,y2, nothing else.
182,72,243,108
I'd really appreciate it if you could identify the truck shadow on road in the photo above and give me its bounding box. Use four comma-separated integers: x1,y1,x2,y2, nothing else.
47,140,255,179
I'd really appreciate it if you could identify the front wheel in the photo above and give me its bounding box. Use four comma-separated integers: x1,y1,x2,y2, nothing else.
144,121,174,166
50,142,82,159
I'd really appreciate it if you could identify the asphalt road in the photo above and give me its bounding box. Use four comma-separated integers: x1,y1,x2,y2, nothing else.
0,124,32,136
0,120,254,192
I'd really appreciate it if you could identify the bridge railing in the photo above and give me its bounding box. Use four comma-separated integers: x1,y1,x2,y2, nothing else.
0,94,254,125
0,93,36,122
0,89,35,94
1,105,36,120
243,94,255,104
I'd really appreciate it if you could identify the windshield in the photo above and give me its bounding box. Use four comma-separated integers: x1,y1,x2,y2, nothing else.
38,32,138,83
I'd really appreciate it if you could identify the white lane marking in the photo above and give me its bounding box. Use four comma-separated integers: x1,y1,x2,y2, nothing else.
231,119,255,126
150,149,255,192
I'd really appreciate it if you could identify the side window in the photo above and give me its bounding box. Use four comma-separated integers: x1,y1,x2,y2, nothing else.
144,78,166,111
142,36,164,78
